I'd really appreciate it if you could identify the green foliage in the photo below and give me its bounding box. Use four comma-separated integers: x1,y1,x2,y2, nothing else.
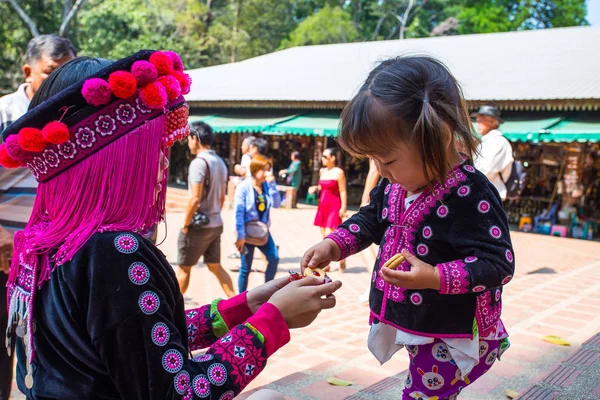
457,0,589,34
0,0,590,95
280,5,359,48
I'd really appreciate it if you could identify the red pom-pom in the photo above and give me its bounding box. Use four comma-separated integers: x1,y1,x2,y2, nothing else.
131,60,158,86
108,71,138,99
171,71,192,95
18,127,47,152
158,75,182,101
81,78,112,106
0,144,23,168
139,82,168,109
42,121,71,145
5,135,33,161
149,52,174,76
164,51,184,72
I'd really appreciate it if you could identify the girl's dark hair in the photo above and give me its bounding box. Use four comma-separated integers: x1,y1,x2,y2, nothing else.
29,57,113,110
324,147,340,167
339,55,478,185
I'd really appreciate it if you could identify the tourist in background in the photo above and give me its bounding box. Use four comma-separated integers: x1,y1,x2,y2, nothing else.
279,151,303,208
474,105,514,200
0,34,75,400
309,148,347,271
178,122,235,298
234,155,281,292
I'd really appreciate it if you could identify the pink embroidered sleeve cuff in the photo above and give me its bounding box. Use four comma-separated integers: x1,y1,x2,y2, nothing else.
217,291,253,329
326,228,359,260
437,260,470,295
246,302,290,358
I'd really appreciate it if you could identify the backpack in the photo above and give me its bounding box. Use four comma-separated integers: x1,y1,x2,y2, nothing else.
501,160,527,200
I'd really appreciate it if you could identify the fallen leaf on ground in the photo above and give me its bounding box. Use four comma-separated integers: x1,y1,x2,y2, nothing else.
327,377,353,386
505,389,519,399
542,335,571,346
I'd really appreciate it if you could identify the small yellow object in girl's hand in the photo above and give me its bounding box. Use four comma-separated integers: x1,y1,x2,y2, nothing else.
383,253,405,270
303,267,326,281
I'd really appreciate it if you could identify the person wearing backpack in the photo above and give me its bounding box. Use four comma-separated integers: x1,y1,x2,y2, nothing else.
177,122,236,297
474,105,515,201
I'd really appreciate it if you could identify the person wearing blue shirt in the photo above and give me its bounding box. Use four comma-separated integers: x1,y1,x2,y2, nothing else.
234,155,281,293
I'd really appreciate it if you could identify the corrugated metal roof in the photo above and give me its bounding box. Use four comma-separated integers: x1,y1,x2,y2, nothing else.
186,26,600,103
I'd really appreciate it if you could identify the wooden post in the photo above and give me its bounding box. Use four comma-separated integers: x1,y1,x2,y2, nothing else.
228,133,238,176
311,137,324,185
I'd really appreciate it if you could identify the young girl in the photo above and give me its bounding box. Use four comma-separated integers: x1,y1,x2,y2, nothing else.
302,56,514,399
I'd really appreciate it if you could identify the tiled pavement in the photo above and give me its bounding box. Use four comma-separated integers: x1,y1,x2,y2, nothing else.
8,190,600,399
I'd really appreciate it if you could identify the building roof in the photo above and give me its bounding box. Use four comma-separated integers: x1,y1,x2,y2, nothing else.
186,26,600,110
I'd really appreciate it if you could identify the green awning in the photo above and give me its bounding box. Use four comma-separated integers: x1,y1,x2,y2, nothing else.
188,112,296,133
539,119,600,143
473,117,563,142
264,113,340,137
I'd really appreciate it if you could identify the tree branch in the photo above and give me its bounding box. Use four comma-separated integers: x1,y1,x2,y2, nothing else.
399,0,415,39
59,0,90,37
371,13,388,40
7,0,40,37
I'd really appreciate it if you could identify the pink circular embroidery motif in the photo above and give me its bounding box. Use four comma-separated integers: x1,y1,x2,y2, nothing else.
162,349,183,373
478,200,491,214
495,289,501,301
473,285,486,293
382,208,389,219
417,244,429,256
489,226,502,239
174,371,190,395
207,363,228,386
385,184,391,194
458,185,470,197
219,391,235,400
505,250,514,262
193,374,211,398
422,226,433,239
410,293,423,305
349,224,360,233
464,165,475,173
465,256,478,263
138,291,160,315
502,275,513,285
437,205,449,218
152,322,170,346
114,233,139,254
128,262,150,285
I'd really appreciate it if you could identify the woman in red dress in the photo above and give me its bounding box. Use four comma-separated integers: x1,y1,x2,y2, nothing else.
309,148,348,271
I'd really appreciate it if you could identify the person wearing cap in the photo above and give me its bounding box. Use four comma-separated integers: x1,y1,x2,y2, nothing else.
0,34,75,400
473,105,514,200
0,51,341,399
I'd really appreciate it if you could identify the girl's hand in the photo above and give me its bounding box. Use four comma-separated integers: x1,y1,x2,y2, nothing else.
308,186,317,195
379,250,441,290
339,209,348,219
268,276,343,329
235,239,246,253
301,239,341,273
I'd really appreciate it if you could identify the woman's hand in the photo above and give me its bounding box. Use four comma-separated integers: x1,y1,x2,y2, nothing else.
268,277,342,329
379,250,441,290
308,186,317,195
235,239,246,253
301,239,341,273
339,209,348,219
246,277,290,313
